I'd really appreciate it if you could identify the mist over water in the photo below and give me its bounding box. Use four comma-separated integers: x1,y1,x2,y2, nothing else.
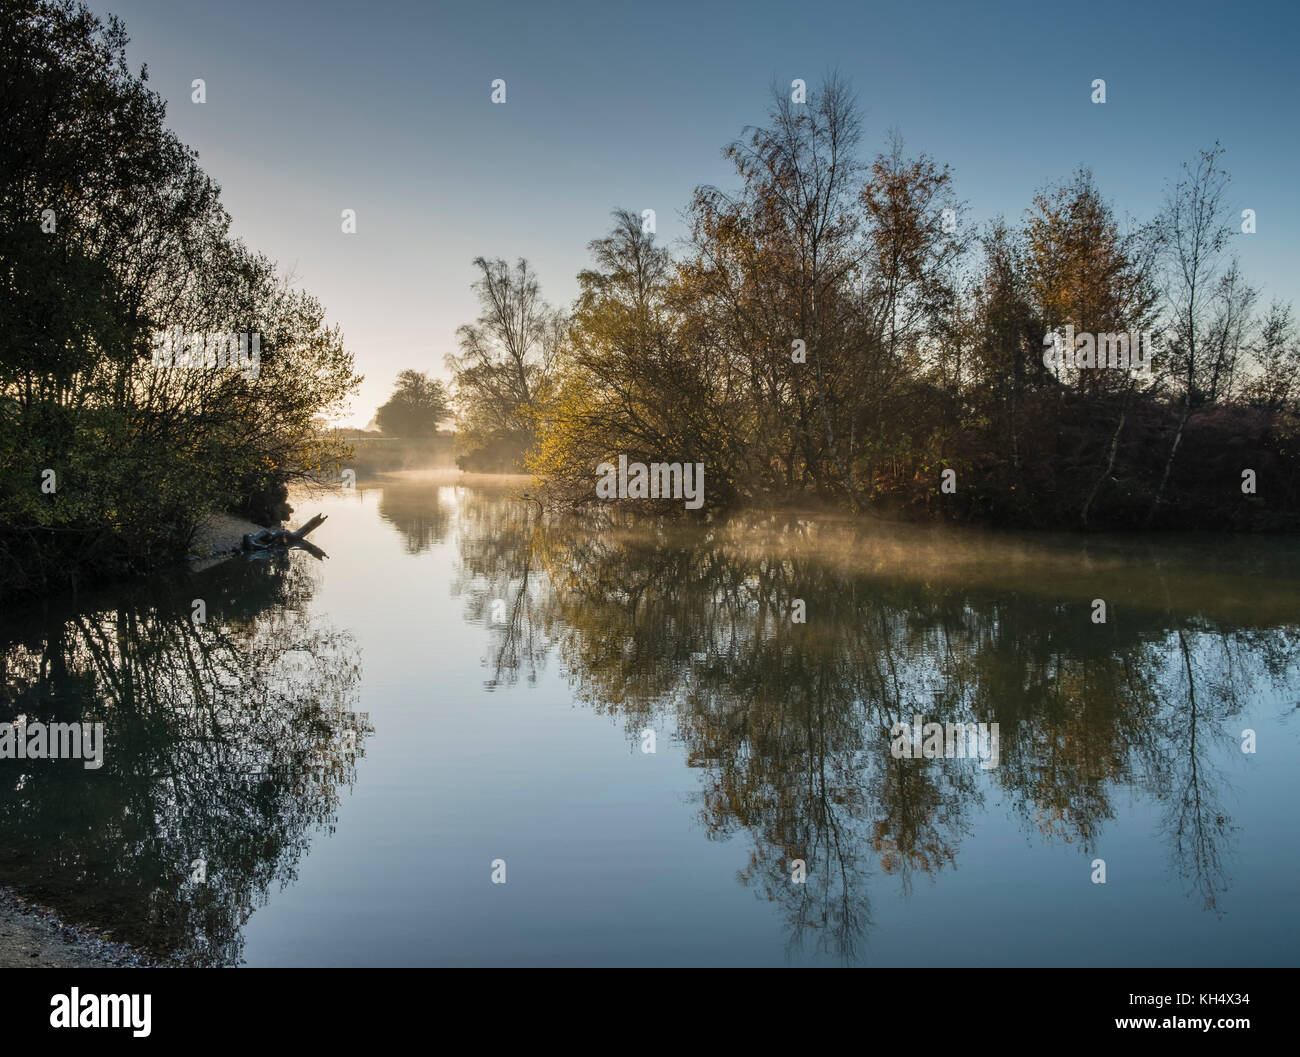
2,474,1297,966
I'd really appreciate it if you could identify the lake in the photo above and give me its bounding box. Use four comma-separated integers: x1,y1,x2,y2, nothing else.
2,472,1297,966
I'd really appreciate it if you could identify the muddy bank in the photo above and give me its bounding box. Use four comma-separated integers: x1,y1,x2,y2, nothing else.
187,511,269,572
0,887,152,968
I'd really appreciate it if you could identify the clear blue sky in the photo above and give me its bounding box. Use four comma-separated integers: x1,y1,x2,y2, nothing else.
88,0,1300,425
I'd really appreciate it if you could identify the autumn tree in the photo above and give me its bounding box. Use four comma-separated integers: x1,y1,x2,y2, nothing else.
531,209,745,509
445,257,564,472
471,79,1299,530
679,76,871,502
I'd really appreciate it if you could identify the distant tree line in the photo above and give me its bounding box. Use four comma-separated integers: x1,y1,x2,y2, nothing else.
374,370,450,440
449,76,1300,529
0,1,360,601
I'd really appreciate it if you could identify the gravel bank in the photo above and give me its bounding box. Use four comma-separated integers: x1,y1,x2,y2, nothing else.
0,887,153,968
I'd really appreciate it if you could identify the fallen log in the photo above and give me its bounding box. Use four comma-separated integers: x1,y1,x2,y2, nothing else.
289,512,327,540
242,513,328,553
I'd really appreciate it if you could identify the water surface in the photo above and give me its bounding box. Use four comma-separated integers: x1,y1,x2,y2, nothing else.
1,474,1297,966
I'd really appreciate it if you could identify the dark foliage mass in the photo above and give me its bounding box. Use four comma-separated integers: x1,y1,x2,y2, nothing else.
0,1,360,601
451,79,1300,530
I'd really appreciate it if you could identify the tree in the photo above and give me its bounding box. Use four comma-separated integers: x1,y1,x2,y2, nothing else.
1246,302,1300,412
1149,146,1234,521
688,74,866,503
462,79,1299,530
1020,169,1159,525
0,0,359,598
375,370,450,439
530,209,741,508
445,257,563,471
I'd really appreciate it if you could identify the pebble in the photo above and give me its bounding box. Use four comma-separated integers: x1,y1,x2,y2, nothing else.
0,886,157,968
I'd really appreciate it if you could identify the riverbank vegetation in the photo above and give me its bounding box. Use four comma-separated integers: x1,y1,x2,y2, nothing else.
450,77,1299,530
0,1,359,602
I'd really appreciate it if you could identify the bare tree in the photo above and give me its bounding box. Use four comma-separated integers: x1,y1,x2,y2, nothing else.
1149,146,1234,521
445,257,564,469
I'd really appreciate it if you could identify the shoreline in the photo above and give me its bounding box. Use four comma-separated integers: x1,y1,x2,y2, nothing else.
187,511,274,572
0,509,267,968
0,886,154,968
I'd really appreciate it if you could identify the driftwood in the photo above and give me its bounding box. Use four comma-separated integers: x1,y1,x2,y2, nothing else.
241,513,328,559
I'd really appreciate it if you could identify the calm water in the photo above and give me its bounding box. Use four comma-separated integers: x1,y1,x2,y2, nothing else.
2,474,1298,966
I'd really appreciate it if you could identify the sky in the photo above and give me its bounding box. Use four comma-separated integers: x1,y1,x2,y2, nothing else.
87,0,1300,426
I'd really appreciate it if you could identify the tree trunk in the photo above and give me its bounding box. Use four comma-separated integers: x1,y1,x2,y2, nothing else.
1149,400,1191,525
1081,409,1126,528
242,513,327,551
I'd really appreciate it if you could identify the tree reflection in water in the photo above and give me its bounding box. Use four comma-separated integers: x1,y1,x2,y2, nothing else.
0,551,365,966
450,491,1300,960
7,483,1290,966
